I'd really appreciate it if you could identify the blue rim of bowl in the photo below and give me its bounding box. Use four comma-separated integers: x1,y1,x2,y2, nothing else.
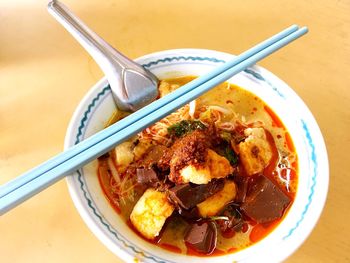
72,56,318,262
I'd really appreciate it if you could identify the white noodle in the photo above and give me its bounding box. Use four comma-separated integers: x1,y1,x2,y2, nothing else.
107,158,120,183
189,100,197,119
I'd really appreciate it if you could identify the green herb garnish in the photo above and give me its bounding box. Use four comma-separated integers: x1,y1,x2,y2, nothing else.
216,142,239,166
167,120,206,137
224,146,239,166
220,131,232,142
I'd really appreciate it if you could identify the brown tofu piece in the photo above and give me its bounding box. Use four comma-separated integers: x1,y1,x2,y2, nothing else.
180,149,233,184
197,180,237,217
238,128,273,175
130,189,174,240
158,80,180,97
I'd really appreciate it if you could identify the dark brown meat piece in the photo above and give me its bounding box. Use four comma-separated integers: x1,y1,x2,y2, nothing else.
167,179,224,210
241,175,291,223
136,168,159,185
185,221,217,254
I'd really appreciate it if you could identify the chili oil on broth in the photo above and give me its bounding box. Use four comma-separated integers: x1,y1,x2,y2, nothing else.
97,76,298,256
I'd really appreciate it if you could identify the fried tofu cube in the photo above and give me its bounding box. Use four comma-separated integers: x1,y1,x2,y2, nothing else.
133,140,152,161
197,180,237,217
115,141,134,173
180,165,212,185
158,80,180,97
180,149,234,184
238,128,273,175
130,188,174,240
207,149,234,179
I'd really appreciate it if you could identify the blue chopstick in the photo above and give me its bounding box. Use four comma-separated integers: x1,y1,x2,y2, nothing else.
0,26,308,214
0,25,298,200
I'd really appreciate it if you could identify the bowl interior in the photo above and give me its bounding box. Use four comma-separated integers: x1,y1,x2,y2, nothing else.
64,49,328,263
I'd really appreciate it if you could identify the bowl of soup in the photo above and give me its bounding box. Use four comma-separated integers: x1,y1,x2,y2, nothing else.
64,49,328,262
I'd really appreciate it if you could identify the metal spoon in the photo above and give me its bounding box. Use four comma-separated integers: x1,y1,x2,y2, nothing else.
47,0,159,112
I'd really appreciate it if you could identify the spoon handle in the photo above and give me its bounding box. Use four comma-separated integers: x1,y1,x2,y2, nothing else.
47,0,158,111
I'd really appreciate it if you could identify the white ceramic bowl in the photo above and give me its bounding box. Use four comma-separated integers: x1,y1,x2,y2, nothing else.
64,49,329,263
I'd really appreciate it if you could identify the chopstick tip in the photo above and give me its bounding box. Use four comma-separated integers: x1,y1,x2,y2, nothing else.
299,26,309,34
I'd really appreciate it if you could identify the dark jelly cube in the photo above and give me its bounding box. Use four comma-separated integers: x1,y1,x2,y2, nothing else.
168,179,224,210
185,221,217,254
241,175,291,223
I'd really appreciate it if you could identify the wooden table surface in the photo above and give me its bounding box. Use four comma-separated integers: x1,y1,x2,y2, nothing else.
1,0,349,262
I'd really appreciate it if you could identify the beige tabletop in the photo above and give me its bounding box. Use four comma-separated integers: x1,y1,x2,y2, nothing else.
1,0,349,262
